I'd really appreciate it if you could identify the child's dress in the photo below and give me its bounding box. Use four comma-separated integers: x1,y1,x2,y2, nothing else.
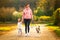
17,22,22,35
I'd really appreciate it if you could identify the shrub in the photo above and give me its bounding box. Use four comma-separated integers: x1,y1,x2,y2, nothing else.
53,8,60,26
54,29,60,37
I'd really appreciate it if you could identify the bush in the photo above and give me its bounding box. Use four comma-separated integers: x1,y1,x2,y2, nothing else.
47,25,60,37
53,8,60,26
54,29,60,37
40,16,52,23
35,9,45,17
47,23,54,26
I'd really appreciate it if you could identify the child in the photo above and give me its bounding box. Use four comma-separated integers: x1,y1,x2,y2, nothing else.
17,18,22,36
36,26,40,33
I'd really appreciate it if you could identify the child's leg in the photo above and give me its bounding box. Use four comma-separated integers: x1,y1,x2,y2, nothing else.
20,29,22,35
18,29,20,35
18,29,22,35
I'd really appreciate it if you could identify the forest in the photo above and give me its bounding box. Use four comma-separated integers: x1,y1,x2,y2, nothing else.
0,0,60,26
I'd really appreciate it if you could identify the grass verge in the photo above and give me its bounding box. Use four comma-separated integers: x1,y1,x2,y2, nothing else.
0,24,17,35
47,25,60,37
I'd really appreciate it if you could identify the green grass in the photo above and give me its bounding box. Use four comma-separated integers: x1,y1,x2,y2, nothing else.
0,24,17,31
0,24,40,31
47,25,60,37
0,24,17,35
47,23,54,26
54,29,60,37
0,27,15,31
30,24,40,27
47,26,58,30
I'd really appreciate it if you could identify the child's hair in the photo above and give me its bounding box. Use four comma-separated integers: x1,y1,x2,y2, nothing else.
18,18,21,22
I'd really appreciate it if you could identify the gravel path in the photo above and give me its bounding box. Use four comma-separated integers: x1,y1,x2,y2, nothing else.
0,24,59,40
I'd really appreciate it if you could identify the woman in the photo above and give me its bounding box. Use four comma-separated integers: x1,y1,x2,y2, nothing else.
22,4,33,36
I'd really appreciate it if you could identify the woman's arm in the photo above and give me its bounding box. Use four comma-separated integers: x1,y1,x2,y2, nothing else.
30,9,33,20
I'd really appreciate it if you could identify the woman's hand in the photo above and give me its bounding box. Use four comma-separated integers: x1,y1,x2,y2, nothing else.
21,20,23,23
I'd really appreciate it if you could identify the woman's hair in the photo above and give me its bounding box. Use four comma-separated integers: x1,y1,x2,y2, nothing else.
25,3,30,7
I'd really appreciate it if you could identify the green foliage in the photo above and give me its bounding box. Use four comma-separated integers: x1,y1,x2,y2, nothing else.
12,13,22,22
33,15,38,21
47,23,54,26
0,24,16,31
45,9,53,16
47,25,60,37
0,7,22,23
54,29,60,37
0,7,13,22
35,9,45,17
0,0,56,23
53,8,60,26
39,16,53,24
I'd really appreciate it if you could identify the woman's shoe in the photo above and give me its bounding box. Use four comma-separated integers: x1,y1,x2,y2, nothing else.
25,34,27,37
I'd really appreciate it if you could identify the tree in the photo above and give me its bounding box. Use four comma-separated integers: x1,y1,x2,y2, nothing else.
36,0,55,16
0,7,16,22
54,0,60,10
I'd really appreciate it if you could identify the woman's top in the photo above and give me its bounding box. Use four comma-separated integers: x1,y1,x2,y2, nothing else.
22,7,33,19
